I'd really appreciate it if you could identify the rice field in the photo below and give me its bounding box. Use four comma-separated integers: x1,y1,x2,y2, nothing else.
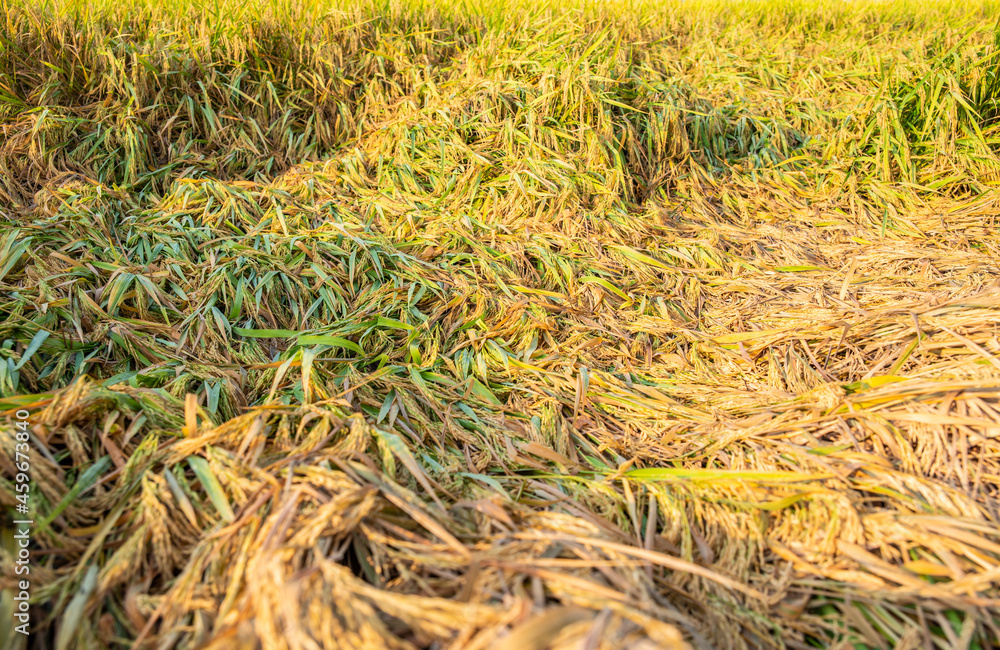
2,0,1000,647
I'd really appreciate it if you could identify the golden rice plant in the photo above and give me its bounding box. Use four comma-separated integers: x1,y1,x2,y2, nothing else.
2,0,1000,648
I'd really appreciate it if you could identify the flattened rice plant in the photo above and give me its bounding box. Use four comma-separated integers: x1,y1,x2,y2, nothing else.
2,0,1000,648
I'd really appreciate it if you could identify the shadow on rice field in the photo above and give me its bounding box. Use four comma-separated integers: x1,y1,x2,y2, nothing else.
2,0,1000,648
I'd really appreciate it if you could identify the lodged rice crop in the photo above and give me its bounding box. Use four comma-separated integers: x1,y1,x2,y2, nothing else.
2,0,1000,647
